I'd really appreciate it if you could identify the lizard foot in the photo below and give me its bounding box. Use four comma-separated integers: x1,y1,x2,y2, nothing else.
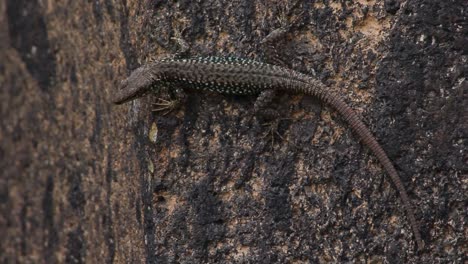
152,98,180,115
259,1,305,65
171,25,190,57
260,117,294,148
261,119,282,148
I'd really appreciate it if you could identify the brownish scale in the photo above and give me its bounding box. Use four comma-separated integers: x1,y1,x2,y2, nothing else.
112,56,424,250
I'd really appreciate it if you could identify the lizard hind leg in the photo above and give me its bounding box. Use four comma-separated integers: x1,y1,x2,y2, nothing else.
254,89,287,146
259,0,305,66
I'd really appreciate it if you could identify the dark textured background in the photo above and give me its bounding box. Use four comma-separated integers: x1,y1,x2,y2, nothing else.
1,0,466,263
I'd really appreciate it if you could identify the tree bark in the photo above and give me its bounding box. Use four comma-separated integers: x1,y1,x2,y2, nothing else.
1,0,466,263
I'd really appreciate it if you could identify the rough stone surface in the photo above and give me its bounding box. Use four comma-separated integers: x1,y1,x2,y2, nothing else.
1,0,466,263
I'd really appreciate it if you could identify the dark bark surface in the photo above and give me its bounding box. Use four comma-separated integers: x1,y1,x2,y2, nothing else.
1,0,466,263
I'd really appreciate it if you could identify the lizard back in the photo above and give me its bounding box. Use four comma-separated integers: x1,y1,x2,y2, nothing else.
155,56,317,95
114,56,424,250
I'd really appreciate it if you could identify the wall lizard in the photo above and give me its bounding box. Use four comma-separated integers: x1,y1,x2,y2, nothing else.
112,56,424,250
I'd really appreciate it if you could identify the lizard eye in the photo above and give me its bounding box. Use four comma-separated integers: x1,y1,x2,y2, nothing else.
120,79,128,89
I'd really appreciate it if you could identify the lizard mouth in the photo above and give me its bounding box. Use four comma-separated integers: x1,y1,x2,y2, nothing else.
112,79,149,105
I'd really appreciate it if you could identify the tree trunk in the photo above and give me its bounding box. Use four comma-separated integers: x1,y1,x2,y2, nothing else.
1,0,465,263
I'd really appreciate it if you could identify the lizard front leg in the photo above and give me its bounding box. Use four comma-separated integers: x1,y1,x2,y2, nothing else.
152,87,187,115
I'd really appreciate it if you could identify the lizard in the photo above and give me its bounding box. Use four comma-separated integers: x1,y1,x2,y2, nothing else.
112,56,424,251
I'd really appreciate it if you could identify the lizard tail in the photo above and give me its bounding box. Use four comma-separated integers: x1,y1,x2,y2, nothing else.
312,86,424,251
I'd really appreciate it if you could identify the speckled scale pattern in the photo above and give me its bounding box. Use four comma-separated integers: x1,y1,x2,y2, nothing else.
156,56,317,96
113,56,424,250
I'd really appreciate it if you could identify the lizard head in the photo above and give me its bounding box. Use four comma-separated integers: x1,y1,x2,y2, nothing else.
112,64,160,105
